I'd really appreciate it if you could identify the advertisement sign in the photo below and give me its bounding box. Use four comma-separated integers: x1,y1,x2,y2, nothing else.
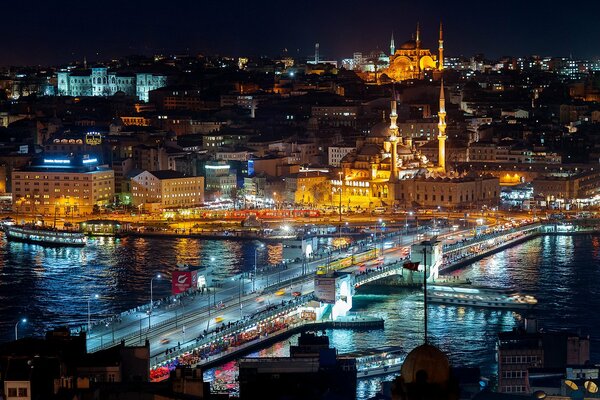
172,271,198,294
314,275,336,304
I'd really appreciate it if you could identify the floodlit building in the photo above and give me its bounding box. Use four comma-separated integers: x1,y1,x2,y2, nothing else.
131,170,204,210
56,68,167,102
12,156,114,216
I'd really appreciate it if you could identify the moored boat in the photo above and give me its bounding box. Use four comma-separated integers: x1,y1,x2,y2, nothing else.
3,224,87,247
427,284,537,310
344,346,404,378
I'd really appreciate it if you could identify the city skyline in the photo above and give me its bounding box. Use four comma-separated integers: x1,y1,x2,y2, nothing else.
2,0,600,66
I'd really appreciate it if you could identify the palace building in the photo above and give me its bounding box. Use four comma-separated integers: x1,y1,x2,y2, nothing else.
331,81,499,210
381,23,444,82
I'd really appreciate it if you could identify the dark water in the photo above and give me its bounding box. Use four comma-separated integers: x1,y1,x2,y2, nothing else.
1,234,600,399
207,234,600,399
0,235,283,341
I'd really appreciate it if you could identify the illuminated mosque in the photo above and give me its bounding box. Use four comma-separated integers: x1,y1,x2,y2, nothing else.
382,22,444,82
332,81,500,209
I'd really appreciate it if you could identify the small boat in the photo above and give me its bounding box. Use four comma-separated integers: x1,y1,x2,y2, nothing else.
3,224,87,247
345,346,404,378
426,284,537,310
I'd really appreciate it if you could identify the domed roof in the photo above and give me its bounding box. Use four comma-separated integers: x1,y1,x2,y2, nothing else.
399,39,417,50
400,344,450,385
358,143,382,156
397,145,413,155
370,121,389,137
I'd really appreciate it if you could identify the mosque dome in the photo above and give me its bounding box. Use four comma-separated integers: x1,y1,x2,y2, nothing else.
369,121,389,137
358,143,383,156
400,344,450,385
399,39,417,50
397,145,413,155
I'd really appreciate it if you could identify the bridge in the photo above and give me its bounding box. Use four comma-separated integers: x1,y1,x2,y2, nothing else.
82,219,597,381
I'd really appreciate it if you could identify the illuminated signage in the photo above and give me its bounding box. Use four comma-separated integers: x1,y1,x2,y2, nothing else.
205,165,229,170
85,132,102,145
82,158,98,164
44,159,70,164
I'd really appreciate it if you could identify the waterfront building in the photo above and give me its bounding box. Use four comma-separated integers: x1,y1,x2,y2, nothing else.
130,170,204,210
12,157,114,216
204,161,237,199
497,319,590,394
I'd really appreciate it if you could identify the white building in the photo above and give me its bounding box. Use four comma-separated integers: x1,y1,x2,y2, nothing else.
328,146,355,167
131,170,204,209
57,68,167,102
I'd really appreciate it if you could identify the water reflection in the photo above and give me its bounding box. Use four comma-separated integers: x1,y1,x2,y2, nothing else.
0,235,284,340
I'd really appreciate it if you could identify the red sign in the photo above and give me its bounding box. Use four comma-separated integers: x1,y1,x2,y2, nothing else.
172,271,198,294
403,261,420,271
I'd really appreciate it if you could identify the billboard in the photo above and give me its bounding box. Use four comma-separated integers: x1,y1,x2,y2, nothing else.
172,270,198,294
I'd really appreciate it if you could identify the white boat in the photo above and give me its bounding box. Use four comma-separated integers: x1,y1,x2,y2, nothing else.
427,284,537,310
345,346,404,378
3,225,87,247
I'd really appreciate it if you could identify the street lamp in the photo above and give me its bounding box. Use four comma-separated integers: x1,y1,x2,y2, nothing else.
406,211,413,235
254,243,265,291
150,273,161,311
149,274,161,329
87,294,99,332
14,318,26,340
337,172,343,223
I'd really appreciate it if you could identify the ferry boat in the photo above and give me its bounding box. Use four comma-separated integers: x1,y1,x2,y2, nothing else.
3,224,87,247
427,284,537,310
345,346,404,378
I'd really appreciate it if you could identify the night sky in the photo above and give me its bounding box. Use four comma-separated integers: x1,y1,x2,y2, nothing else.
2,0,599,66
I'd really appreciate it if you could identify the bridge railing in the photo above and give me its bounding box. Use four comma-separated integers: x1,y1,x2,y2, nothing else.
442,222,541,254
151,293,315,367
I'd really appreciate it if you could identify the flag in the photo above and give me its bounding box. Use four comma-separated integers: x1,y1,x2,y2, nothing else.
403,261,420,271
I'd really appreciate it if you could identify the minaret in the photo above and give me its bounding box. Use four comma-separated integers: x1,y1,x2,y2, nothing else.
416,22,421,50
415,22,421,77
314,43,320,64
438,22,444,71
389,98,399,182
437,80,447,172
390,32,395,56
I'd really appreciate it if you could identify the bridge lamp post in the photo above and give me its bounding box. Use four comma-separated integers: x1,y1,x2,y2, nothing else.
87,294,99,332
254,243,265,292
406,211,413,236
149,274,161,329
15,318,27,341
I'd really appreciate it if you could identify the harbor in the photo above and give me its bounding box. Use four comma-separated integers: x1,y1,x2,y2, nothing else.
2,218,600,397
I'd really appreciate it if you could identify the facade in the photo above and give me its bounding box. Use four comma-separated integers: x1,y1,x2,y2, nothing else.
57,68,166,102
130,170,204,209
204,162,237,198
12,159,114,216
328,146,355,167
497,319,590,394
469,142,562,164
311,106,360,127
532,170,600,205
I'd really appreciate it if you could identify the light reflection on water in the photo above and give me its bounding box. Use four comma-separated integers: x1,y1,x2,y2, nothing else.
206,235,600,399
1,234,600,398
0,235,284,340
